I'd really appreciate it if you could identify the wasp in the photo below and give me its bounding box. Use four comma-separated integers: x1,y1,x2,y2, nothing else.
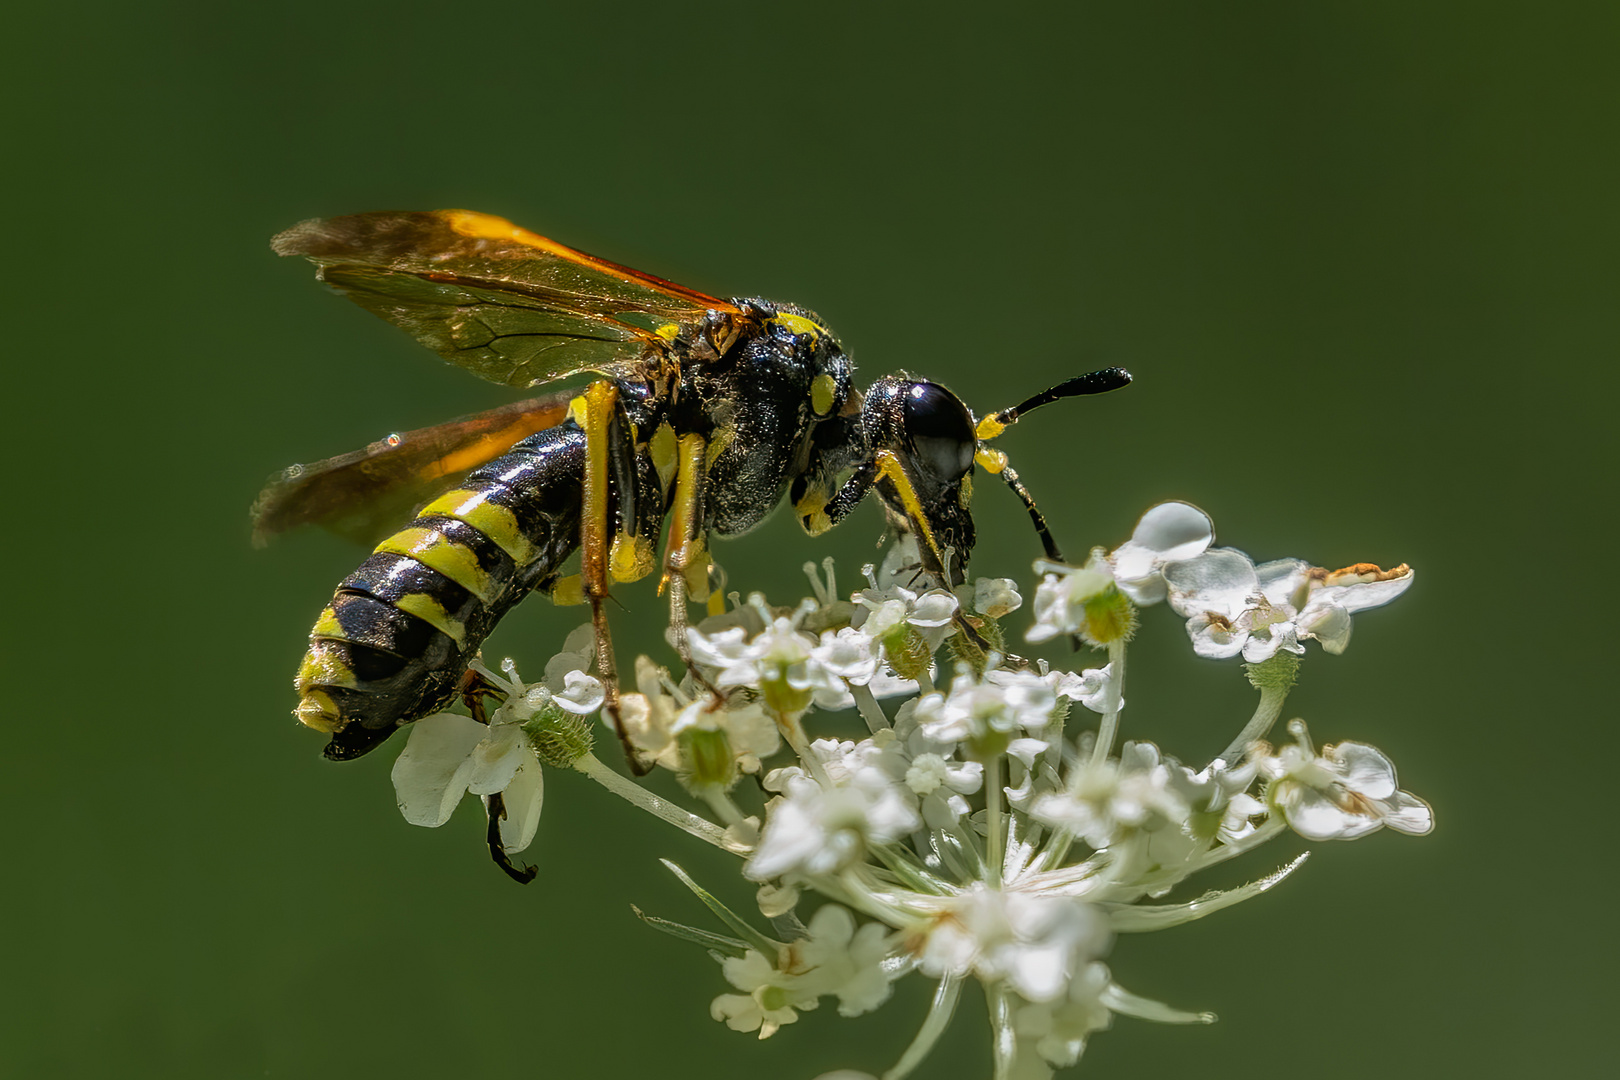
256,210,1130,774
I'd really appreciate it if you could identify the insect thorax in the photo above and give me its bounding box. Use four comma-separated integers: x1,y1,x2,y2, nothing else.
670,300,855,537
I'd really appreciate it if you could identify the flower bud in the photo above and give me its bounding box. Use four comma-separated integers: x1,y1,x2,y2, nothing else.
882,625,934,682
683,727,739,790
524,704,594,767
1080,584,1137,646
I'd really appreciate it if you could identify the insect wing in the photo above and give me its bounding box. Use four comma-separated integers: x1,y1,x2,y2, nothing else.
251,390,575,547
272,210,742,389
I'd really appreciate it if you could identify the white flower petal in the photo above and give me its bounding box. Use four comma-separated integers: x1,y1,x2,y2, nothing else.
1128,501,1214,563
1320,565,1415,612
1254,558,1311,610
1333,742,1398,799
467,724,527,795
1113,502,1214,604
974,577,1023,618
1186,614,1246,659
1300,601,1353,654
1278,785,1380,840
497,759,544,853
390,713,488,827
909,591,960,628
1380,790,1435,835
1164,549,1259,619
553,670,606,714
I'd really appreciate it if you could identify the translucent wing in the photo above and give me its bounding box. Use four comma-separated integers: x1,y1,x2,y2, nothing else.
251,391,575,546
272,210,743,388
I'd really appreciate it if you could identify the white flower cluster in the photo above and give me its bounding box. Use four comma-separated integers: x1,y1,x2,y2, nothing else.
383,504,1430,1079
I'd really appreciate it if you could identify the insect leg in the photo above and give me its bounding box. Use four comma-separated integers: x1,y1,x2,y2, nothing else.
867,451,1020,664
457,666,502,725
453,667,539,883
660,433,722,698
574,381,632,756
820,459,878,528
483,791,538,884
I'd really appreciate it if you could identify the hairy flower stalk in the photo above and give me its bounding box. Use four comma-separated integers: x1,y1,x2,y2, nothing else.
386,503,1429,1078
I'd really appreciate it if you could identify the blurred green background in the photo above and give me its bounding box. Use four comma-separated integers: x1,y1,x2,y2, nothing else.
5,2,1613,1076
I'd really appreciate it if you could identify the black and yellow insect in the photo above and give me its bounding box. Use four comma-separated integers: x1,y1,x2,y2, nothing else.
256,210,1129,767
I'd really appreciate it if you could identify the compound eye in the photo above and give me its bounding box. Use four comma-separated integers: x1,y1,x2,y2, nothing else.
901,381,976,481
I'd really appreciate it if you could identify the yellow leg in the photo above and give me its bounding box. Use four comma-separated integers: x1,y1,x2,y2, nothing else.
874,449,951,579
873,449,1017,667
661,434,721,698
573,381,633,757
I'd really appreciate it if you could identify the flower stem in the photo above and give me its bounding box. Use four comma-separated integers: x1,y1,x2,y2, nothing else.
698,787,747,828
984,753,1004,886
852,683,891,733
1089,637,1128,769
988,982,1016,1080
1216,683,1288,766
883,977,961,1080
572,753,735,852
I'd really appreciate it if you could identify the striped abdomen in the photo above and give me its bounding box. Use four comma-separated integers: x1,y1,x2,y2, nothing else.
295,423,586,760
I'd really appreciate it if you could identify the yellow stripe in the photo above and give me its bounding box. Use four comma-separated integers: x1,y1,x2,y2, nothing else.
421,488,536,565
295,690,341,733
297,645,358,690
311,605,343,639
393,592,468,646
375,527,495,604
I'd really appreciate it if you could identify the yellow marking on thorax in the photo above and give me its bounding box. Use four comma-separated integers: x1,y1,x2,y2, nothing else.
655,323,680,343
649,421,678,495
810,373,838,416
705,425,736,469
392,593,468,646
773,312,825,338
375,527,495,604
421,489,536,565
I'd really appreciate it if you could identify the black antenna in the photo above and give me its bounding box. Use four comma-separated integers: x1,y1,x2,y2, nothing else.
973,366,1133,574
980,367,1132,437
